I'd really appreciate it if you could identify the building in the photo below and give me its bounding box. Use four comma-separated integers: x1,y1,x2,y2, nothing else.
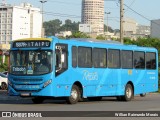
136,25,150,35
79,24,92,33
123,18,137,38
55,31,72,38
81,0,104,34
0,3,42,45
151,19,160,38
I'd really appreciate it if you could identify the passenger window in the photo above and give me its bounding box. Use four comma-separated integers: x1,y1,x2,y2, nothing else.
108,49,120,68
93,48,107,68
146,52,156,69
121,50,133,69
78,47,92,68
134,51,145,69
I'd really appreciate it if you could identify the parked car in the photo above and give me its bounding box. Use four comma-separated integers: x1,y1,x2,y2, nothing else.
0,73,8,90
1,71,8,75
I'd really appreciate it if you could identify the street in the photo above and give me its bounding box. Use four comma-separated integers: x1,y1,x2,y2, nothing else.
0,90,160,120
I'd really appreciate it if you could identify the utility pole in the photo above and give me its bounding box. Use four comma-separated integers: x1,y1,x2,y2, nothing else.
40,0,47,38
120,0,124,44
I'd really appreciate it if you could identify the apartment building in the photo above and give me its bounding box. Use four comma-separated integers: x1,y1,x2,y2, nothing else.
81,0,104,34
0,3,42,44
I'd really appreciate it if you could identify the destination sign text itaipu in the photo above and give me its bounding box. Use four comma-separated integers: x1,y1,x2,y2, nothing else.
13,41,50,48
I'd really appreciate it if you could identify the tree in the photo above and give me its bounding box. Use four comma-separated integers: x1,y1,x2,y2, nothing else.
60,19,80,33
71,31,90,38
104,24,114,33
44,19,62,36
96,35,105,40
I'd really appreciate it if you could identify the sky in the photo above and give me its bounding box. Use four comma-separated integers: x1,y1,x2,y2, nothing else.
4,0,160,29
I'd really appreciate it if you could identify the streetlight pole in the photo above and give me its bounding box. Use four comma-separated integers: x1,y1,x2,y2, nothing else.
40,0,47,38
105,12,111,40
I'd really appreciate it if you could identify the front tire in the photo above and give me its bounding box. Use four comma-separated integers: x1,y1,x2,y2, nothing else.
122,84,133,101
1,82,7,90
66,85,80,104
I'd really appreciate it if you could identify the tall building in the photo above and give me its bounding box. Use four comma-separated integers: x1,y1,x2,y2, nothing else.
81,0,104,34
151,19,160,38
0,3,42,44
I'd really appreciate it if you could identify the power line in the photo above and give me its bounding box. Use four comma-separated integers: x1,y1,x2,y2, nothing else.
124,3,160,32
124,4,150,21
124,0,136,13
47,0,80,5
43,11,81,18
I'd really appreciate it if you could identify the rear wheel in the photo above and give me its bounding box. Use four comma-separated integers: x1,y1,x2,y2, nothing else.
66,85,80,104
122,84,133,101
1,82,7,90
32,97,44,104
87,97,102,101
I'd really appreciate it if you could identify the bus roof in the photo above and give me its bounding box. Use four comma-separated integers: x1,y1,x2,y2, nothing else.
14,38,52,42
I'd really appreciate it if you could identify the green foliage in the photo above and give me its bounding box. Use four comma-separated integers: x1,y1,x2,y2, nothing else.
96,35,105,40
0,56,9,72
70,31,90,38
44,19,62,36
44,19,80,36
104,25,114,33
0,63,8,72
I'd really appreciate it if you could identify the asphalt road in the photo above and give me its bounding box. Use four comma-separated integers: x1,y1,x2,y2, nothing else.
0,90,160,120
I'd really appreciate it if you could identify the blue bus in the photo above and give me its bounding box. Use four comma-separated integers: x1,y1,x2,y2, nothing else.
8,36,158,104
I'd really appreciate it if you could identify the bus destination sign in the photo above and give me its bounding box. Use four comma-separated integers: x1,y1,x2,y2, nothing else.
13,41,50,48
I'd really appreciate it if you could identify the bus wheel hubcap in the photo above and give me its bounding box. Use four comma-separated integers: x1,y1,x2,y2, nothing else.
71,89,78,100
126,88,132,98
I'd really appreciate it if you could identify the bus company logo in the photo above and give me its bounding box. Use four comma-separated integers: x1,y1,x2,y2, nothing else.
83,70,98,80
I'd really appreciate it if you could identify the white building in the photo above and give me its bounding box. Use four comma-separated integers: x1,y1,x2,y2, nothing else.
81,0,104,34
0,3,42,44
151,19,160,38
123,18,137,37
79,24,92,33
136,25,150,35
55,31,72,38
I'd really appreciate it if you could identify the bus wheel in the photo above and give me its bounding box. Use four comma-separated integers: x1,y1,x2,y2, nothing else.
66,85,80,104
78,88,84,102
87,97,102,101
140,93,146,97
32,97,44,104
1,82,7,90
123,84,133,101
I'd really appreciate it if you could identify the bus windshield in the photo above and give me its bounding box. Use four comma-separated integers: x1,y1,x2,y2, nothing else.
10,50,53,75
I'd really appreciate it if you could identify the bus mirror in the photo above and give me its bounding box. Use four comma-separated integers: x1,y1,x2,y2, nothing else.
61,54,65,63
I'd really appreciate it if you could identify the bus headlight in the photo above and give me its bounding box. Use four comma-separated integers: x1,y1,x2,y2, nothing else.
43,80,52,88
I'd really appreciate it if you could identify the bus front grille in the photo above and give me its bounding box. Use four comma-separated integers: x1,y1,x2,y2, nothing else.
13,78,43,83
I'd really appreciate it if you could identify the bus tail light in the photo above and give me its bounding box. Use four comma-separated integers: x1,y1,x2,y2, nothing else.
43,80,52,88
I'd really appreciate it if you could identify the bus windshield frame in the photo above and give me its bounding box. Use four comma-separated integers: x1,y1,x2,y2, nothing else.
9,50,53,75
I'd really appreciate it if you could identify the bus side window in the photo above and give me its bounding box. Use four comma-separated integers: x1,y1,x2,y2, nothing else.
55,44,68,76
